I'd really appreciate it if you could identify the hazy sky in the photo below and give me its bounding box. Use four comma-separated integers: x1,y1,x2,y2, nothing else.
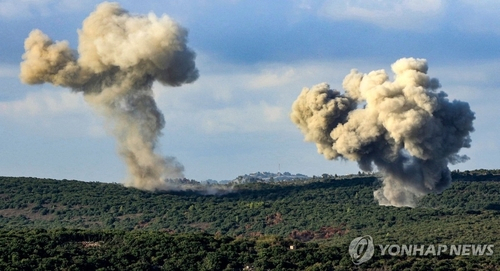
1,0,499,183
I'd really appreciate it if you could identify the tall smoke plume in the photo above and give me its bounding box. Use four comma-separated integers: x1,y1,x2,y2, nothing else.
291,58,475,207
20,2,198,190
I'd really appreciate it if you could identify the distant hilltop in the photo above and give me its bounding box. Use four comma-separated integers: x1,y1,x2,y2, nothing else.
229,172,309,184
200,171,378,185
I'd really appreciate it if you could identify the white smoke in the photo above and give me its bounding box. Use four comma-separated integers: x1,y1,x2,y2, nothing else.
20,2,198,190
291,58,475,207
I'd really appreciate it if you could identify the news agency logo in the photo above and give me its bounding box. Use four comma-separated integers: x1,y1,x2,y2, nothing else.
348,235,495,265
349,235,375,265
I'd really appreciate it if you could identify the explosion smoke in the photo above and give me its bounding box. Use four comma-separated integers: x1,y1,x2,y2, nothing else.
20,2,198,190
291,58,475,207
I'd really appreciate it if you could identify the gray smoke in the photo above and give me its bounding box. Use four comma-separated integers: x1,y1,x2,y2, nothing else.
20,2,198,190
291,58,475,207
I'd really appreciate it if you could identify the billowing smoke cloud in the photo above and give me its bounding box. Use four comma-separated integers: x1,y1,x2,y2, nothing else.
291,58,475,207
20,2,198,190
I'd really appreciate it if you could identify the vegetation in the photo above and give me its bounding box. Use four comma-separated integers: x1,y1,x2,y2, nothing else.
0,169,499,270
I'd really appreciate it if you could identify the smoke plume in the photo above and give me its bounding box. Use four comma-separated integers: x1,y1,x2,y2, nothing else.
291,58,475,207
20,2,198,190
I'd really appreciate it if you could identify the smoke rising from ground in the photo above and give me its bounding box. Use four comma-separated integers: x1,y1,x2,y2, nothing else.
291,58,475,207
20,2,198,190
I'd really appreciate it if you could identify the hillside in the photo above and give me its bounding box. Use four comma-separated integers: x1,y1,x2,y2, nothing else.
0,170,499,270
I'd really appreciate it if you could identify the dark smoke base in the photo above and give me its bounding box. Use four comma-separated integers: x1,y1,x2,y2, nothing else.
127,179,236,196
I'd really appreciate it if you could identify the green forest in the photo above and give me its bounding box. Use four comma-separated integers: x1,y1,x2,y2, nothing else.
0,169,499,270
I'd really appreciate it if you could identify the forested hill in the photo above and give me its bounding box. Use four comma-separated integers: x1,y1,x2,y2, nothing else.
0,170,499,270
0,169,499,234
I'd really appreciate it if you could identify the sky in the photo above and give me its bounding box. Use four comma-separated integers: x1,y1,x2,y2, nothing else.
0,0,499,183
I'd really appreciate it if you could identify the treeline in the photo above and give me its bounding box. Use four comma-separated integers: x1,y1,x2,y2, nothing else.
0,228,498,271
